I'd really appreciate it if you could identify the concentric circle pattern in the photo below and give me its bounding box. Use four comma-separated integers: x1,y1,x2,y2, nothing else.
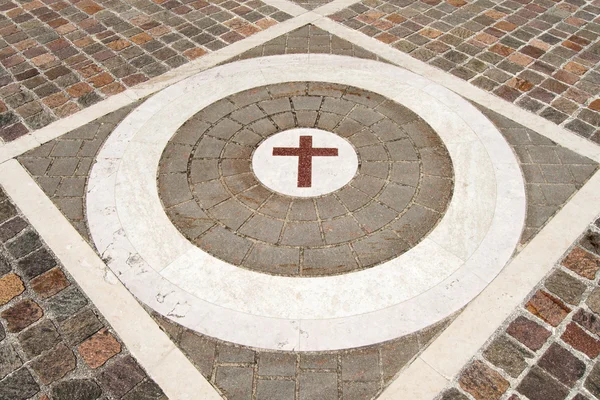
158,82,453,276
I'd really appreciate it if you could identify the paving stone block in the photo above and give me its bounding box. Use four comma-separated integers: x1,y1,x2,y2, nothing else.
215,366,254,400
256,379,296,400
30,268,70,299
342,381,380,400
507,316,551,351
218,344,255,363
52,379,102,400
45,286,88,322
572,308,600,337
562,247,600,280
258,352,296,377
544,269,586,304
0,273,24,306
0,368,40,400
0,217,27,243
17,248,57,281
98,356,146,398
341,351,380,382
562,322,600,359
31,343,76,384
0,344,22,380
517,366,569,400
78,328,122,368
483,335,533,378
381,334,419,382
538,343,585,387
440,388,469,400
299,372,337,400
18,319,60,359
459,360,509,400
179,330,216,378
122,379,166,400
525,290,570,327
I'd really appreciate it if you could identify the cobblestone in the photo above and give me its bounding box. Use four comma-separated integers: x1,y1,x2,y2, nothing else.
440,219,600,400
0,0,290,142
330,0,600,143
0,188,166,400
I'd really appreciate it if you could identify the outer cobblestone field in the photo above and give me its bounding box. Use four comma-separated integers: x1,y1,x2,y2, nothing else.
440,221,600,400
0,187,166,400
330,0,600,143
0,0,290,142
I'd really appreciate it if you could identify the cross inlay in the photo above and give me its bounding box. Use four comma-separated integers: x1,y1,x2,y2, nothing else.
272,135,339,188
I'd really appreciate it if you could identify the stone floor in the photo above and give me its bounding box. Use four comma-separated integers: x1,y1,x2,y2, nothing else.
0,0,599,399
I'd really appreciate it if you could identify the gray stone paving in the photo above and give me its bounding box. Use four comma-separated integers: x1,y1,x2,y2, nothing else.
439,221,600,400
230,24,385,61
0,187,166,400
159,81,453,276
150,309,455,400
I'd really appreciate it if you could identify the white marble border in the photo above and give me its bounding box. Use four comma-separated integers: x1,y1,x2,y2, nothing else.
87,54,525,351
0,160,221,400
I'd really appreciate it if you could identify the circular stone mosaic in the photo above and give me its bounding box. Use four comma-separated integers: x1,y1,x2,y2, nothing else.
158,82,454,276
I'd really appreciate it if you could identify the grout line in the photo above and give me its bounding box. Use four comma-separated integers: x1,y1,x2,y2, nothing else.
0,12,321,165
0,159,223,400
311,18,600,164
379,168,600,399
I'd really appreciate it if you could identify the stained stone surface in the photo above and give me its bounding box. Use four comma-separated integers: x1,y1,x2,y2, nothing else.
158,81,454,276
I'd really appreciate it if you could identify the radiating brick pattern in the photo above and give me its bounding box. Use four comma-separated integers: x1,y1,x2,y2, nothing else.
0,0,291,142
440,225,600,400
0,187,166,400
330,0,600,143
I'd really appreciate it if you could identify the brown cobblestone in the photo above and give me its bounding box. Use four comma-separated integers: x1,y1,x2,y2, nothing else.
1,298,43,332
525,290,571,327
30,267,70,299
459,360,509,400
507,316,551,351
78,328,121,368
562,322,600,359
561,247,600,280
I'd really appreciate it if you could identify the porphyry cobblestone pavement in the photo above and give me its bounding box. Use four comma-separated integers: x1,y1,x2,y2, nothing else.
439,221,600,400
330,0,600,143
159,81,453,276
0,0,291,142
0,186,167,400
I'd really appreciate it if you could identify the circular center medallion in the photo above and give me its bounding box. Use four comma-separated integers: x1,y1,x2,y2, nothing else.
252,128,358,197
157,82,455,277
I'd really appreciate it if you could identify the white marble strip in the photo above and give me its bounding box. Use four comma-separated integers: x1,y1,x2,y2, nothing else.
380,169,600,399
0,12,320,164
313,18,600,163
0,159,222,400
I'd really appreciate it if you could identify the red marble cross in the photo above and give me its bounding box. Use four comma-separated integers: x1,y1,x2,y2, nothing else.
272,136,338,188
